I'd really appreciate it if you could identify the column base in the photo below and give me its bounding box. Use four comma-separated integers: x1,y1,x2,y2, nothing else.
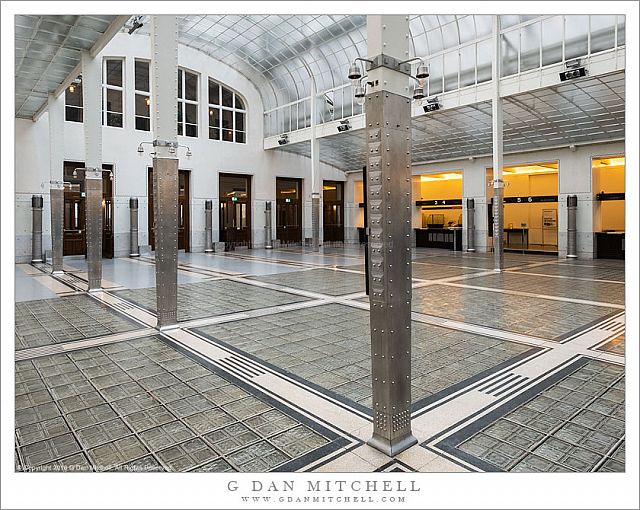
129,253,140,258
566,254,578,259
31,258,43,263
367,433,418,457
466,249,476,253
204,249,214,253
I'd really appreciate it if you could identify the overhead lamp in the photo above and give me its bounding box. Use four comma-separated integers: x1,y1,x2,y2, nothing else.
412,82,426,101
423,97,440,113
278,134,289,146
186,147,192,157
337,119,351,132
348,62,362,82
354,84,366,106
68,76,81,93
145,97,150,106
137,143,144,154
415,62,429,79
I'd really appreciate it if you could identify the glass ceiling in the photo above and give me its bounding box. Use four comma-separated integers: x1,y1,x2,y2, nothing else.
154,14,623,112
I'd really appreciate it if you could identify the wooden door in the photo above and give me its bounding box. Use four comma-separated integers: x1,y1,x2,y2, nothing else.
219,173,251,249
276,177,302,245
323,180,344,243
148,168,190,251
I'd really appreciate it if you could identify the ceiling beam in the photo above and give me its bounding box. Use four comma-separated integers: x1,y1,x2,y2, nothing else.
31,15,131,122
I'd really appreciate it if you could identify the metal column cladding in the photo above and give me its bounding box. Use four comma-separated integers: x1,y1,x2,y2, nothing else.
491,15,505,271
48,93,64,273
50,184,64,272
204,200,213,253
310,78,321,252
129,198,140,257
467,198,476,252
567,195,578,259
365,14,416,457
151,15,179,329
31,195,44,263
85,169,103,291
264,201,273,249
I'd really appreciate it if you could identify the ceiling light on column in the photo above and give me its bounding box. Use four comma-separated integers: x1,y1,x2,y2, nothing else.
354,84,366,106
412,82,426,101
278,133,289,145
415,62,429,79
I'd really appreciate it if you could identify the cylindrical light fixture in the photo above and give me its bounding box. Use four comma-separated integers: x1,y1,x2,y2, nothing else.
416,62,429,79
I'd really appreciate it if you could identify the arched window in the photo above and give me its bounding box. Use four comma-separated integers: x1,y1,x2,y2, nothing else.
208,78,246,144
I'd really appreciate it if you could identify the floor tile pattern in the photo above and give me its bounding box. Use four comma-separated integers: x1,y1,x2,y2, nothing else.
15,336,334,472
454,359,625,472
15,295,140,350
410,285,619,340
252,268,365,296
114,280,309,321
598,335,625,356
196,304,532,411
516,264,625,282
464,272,625,305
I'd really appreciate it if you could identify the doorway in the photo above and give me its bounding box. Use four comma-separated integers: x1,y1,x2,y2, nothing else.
276,177,302,245
323,181,344,243
147,168,191,251
219,173,252,249
63,161,114,258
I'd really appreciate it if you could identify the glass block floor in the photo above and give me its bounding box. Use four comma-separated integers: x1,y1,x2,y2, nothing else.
14,247,625,473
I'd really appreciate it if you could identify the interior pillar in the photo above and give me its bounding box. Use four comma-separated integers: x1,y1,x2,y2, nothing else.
48,93,64,273
310,78,321,251
365,14,417,456
491,15,505,271
81,50,103,291
151,15,179,329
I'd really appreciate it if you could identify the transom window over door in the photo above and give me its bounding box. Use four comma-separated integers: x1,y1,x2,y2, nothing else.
102,59,124,127
208,79,246,143
178,68,198,137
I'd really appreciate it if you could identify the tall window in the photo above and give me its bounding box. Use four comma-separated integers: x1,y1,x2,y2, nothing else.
134,60,150,131
65,76,83,122
178,68,198,137
102,58,124,127
208,79,246,143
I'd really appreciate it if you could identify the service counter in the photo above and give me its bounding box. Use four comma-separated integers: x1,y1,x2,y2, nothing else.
596,231,625,259
415,227,462,251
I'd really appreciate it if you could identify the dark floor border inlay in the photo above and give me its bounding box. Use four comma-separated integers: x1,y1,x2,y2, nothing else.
157,334,354,471
430,355,623,472
191,325,543,419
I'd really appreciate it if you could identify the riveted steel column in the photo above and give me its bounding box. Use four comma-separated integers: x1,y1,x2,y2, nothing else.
467,198,476,252
31,195,44,263
365,15,416,457
204,200,213,253
82,50,103,291
48,93,64,273
85,169,103,290
310,78,321,251
567,195,578,259
129,198,140,257
151,15,179,329
491,15,505,271
265,201,273,249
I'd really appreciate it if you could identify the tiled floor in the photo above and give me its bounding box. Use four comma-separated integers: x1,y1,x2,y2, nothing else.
195,303,533,412
114,279,309,321
15,295,142,350
15,336,345,472
14,247,625,473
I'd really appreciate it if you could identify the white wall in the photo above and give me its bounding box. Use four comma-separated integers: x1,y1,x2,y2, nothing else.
14,32,344,261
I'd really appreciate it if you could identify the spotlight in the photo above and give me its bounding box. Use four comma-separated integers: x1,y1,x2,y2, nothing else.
337,119,351,132
559,67,586,81
423,97,440,113
128,15,144,35
278,134,289,146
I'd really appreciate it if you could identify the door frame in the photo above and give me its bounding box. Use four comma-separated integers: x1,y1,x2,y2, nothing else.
219,172,252,249
148,167,191,252
322,180,345,243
